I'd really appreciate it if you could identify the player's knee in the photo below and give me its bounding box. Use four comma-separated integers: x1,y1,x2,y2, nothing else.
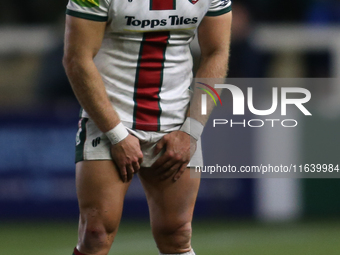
80,222,117,253
84,219,117,239
154,220,192,251
79,210,118,252
83,225,107,242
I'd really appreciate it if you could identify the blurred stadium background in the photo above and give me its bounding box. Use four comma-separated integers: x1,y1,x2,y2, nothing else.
1,0,340,254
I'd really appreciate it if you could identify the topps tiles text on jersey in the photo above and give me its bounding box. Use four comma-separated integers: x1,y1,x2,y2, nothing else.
125,15,198,29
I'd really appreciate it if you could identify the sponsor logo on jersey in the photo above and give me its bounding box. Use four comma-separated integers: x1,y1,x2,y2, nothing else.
92,137,101,147
125,15,198,29
72,0,99,8
219,0,230,7
188,0,199,5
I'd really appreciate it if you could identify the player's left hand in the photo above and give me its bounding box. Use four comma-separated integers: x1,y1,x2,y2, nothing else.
151,130,196,181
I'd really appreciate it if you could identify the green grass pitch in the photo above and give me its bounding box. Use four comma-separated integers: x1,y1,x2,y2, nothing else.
1,219,340,255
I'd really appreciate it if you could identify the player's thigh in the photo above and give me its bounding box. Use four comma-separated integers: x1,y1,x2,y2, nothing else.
76,160,131,233
138,167,200,230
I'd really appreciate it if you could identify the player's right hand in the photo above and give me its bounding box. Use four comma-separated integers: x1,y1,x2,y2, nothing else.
110,134,143,182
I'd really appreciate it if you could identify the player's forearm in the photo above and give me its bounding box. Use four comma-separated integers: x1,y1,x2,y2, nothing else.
189,50,229,125
63,58,120,133
196,50,229,79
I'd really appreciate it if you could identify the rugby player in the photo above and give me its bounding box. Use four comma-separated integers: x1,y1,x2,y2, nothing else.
63,0,232,254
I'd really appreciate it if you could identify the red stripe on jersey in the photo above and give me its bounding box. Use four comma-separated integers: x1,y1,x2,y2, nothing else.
133,32,169,131
150,0,175,10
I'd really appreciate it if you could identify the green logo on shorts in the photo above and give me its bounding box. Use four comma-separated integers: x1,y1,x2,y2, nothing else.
72,0,99,7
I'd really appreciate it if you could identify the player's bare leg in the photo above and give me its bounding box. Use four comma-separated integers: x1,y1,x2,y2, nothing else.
75,160,131,255
139,167,200,254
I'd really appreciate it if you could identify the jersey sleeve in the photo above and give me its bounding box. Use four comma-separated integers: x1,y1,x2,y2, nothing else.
206,0,232,17
66,0,110,22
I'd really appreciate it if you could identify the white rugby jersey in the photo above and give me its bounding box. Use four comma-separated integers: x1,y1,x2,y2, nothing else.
66,0,232,131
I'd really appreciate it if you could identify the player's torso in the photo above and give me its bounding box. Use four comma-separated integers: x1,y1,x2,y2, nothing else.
106,0,211,36
92,0,216,130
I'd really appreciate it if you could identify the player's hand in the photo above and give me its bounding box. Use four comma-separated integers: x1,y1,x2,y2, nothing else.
110,134,143,183
151,131,197,181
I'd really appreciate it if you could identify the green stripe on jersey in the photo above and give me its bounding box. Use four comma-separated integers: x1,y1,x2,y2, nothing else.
71,0,99,7
206,6,232,16
157,35,169,130
66,9,108,22
132,35,145,129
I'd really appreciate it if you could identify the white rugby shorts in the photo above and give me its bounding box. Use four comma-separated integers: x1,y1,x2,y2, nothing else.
75,118,203,168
